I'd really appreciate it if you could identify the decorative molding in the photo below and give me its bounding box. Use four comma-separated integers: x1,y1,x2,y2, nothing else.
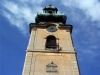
46,61,58,73
26,49,76,54
29,23,73,33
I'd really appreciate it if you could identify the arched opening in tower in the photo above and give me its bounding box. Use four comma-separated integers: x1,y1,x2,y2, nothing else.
45,35,57,49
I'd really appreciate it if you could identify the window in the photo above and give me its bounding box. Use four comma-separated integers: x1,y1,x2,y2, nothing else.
45,35,57,49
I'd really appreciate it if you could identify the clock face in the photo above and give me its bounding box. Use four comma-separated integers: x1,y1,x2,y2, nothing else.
46,26,57,32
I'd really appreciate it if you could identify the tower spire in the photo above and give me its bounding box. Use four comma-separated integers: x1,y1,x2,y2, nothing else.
35,5,67,24
22,5,80,75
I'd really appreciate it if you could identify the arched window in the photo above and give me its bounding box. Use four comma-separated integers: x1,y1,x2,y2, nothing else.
45,35,57,49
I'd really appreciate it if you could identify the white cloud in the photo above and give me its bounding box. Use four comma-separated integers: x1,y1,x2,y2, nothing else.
20,0,44,4
62,0,100,22
3,1,19,14
2,0,43,34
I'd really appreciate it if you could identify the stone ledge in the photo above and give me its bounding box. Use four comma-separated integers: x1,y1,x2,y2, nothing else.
26,49,76,54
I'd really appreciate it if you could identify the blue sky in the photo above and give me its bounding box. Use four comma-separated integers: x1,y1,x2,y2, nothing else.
0,0,100,75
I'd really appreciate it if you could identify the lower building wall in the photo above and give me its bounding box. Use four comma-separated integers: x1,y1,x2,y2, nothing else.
22,52,80,75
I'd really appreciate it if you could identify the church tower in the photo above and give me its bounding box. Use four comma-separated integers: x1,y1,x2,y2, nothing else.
22,5,80,75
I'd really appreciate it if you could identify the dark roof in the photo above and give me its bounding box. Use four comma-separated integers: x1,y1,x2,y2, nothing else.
43,5,58,11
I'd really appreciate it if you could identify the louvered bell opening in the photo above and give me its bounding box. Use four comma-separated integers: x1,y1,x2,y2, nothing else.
45,35,57,49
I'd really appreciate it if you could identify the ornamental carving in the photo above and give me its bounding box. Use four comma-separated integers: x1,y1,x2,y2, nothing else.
46,61,58,73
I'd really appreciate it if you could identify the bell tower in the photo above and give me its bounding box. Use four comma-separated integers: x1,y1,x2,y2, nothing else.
22,5,80,75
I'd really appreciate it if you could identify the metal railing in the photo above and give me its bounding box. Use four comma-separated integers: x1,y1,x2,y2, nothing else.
45,42,61,52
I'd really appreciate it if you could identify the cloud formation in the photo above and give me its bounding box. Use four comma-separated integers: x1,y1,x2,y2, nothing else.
1,0,43,34
1,0,100,34
62,0,100,22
